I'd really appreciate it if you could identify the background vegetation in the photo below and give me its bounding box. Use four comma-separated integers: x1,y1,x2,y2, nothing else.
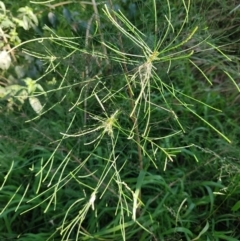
0,0,240,240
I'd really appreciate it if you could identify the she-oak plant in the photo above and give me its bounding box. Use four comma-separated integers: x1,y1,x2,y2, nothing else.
1,0,239,240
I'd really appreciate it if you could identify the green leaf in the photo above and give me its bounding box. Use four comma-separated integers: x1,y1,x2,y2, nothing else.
36,84,46,96
214,233,239,241
0,18,15,29
0,1,6,14
28,10,38,26
231,200,240,212
192,221,209,241
22,15,29,30
0,85,5,98
24,78,36,94
132,170,146,220
18,6,32,14
5,84,24,95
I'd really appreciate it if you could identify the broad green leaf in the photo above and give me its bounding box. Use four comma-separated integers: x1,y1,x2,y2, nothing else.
231,200,240,212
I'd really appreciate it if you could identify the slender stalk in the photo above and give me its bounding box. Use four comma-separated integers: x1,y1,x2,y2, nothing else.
107,0,143,218
91,0,109,65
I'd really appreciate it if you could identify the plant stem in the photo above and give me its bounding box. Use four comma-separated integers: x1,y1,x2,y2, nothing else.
91,0,109,66
107,0,143,217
